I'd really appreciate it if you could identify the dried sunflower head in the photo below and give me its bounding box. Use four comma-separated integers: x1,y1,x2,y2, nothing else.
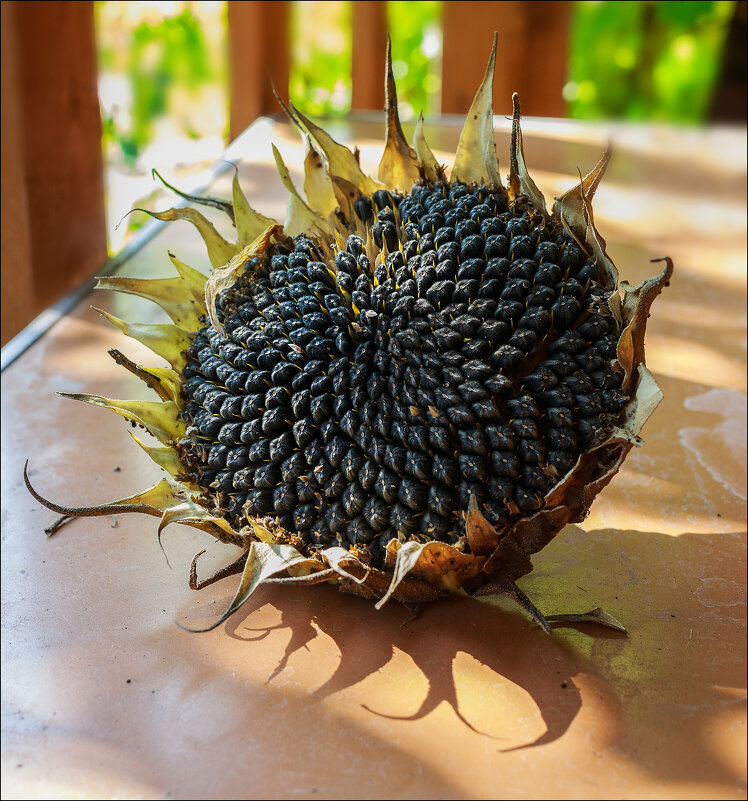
26,37,671,632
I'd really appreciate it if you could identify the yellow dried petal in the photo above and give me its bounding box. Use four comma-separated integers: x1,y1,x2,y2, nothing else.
232,167,278,245
93,308,192,372
59,393,185,445
95,275,203,331
139,206,239,269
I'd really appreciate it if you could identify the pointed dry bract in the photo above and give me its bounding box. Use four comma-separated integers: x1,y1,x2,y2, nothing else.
272,144,333,239
275,89,383,196
451,33,502,187
152,169,235,222
303,135,338,218
231,167,278,245
413,114,443,183
378,36,420,190
138,206,239,269
93,308,192,372
552,145,617,290
95,275,204,331
59,393,185,444
509,94,548,215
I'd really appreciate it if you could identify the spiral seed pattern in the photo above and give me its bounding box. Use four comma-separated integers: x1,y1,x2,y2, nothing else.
177,180,625,567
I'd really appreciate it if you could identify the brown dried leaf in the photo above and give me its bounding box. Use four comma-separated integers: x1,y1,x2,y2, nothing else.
617,257,674,394
184,541,322,632
482,506,570,575
545,607,628,633
321,546,371,584
375,539,485,609
508,94,548,215
466,495,500,555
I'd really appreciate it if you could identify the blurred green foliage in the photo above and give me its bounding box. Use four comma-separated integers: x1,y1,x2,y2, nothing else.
95,0,736,252
567,0,736,122
386,1,443,119
97,2,223,167
289,0,443,119
289,1,352,117
123,11,214,161
96,0,737,174
288,0,735,123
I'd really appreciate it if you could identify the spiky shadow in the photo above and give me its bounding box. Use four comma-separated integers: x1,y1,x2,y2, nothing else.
212,523,747,764
225,610,318,684
222,581,586,750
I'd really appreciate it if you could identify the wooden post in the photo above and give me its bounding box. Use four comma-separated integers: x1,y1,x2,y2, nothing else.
352,1,387,111
442,1,570,118
228,0,290,140
709,0,748,122
523,1,571,118
1,0,34,347
1,0,107,346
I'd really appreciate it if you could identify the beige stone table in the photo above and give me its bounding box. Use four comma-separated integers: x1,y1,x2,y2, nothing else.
2,114,746,799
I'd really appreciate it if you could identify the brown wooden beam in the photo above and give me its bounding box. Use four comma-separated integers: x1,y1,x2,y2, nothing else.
352,1,387,111
228,0,290,140
442,1,570,119
1,0,107,346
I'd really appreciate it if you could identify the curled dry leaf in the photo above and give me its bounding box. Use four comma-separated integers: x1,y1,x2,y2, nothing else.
545,607,628,633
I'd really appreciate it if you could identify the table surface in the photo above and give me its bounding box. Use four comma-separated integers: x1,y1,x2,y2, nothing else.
2,114,746,800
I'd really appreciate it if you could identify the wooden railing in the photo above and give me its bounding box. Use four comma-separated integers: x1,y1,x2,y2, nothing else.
228,0,570,136
2,0,570,346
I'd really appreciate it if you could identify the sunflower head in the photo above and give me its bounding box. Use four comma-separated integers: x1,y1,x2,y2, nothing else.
26,35,671,632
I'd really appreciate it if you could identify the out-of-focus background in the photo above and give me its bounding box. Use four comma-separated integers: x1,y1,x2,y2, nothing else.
2,0,746,346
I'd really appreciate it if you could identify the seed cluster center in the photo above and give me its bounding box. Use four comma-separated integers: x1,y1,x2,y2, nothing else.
178,180,625,567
